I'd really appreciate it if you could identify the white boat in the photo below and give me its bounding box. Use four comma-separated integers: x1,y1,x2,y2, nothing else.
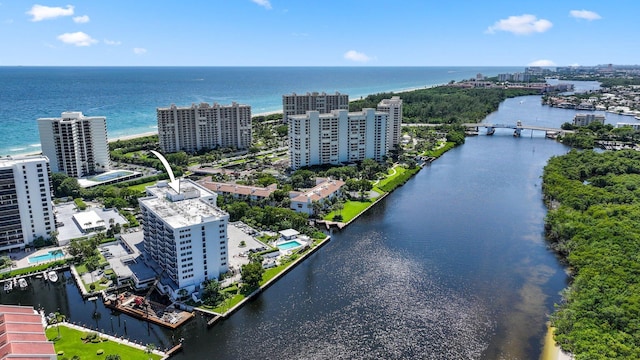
18,278,28,289
47,271,58,283
4,281,12,293
43,271,49,281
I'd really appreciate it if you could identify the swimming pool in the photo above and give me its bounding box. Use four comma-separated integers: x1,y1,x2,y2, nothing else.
89,170,134,182
28,250,63,264
277,240,303,251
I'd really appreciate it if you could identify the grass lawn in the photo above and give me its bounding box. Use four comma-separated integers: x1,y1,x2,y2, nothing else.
324,200,372,223
127,180,158,193
46,325,162,360
377,166,408,190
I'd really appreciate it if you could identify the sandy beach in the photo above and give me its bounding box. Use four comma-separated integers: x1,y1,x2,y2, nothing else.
108,131,158,143
541,325,574,360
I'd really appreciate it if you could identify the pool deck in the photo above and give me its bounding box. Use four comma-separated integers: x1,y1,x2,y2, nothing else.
6,246,70,270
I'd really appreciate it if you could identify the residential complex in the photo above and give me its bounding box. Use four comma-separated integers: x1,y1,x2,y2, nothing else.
616,122,640,130
289,178,345,215
199,179,278,201
37,112,110,178
288,108,388,169
0,155,55,252
573,113,606,127
377,96,403,149
282,92,349,123
138,179,229,297
157,102,252,154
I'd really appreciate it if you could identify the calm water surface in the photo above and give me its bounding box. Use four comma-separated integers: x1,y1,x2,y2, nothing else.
6,92,636,359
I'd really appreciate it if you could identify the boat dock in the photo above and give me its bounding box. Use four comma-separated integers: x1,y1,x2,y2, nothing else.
104,293,194,329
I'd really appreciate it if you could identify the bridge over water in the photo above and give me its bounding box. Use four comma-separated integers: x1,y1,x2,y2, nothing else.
403,122,574,137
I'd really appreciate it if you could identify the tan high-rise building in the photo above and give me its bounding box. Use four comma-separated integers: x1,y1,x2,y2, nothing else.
157,102,252,154
282,92,349,123
38,112,110,178
377,96,403,149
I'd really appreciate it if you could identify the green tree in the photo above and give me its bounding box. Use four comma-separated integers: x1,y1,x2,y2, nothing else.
58,177,81,198
201,280,224,306
241,260,264,290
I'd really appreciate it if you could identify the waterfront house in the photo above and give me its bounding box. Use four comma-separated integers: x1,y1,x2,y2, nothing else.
289,178,345,215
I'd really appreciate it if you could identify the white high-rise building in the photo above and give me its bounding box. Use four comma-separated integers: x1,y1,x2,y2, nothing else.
0,155,55,251
377,96,403,149
288,108,387,170
37,112,110,178
157,102,252,154
138,179,229,296
282,92,349,123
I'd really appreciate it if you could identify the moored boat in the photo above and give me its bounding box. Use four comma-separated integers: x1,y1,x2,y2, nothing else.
47,271,58,283
3,281,12,293
18,278,28,289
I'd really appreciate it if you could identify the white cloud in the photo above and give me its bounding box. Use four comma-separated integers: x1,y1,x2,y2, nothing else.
486,14,552,35
344,50,372,63
27,4,74,22
528,59,556,67
73,15,90,23
569,10,601,21
104,39,121,46
133,47,147,55
251,0,271,9
57,32,97,46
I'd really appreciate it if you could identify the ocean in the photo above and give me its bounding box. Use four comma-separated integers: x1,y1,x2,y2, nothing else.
0,66,520,156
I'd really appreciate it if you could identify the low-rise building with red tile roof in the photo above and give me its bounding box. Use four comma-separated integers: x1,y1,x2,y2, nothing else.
198,178,278,201
289,178,345,215
0,305,56,360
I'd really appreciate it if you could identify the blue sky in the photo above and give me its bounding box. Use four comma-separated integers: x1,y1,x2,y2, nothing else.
0,1,635,66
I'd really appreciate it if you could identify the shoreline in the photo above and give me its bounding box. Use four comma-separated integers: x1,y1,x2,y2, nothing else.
541,324,574,360
3,81,452,158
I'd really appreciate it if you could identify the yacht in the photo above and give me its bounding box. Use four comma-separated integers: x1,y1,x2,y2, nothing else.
3,281,12,293
48,271,59,283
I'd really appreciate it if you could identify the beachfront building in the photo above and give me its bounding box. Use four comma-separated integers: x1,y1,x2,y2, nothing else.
377,96,403,149
282,92,349,123
289,178,346,215
157,102,252,154
0,305,57,359
138,179,229,298
0,155,56,252
288,108,388,170
37,112,110,178
573,113,606,127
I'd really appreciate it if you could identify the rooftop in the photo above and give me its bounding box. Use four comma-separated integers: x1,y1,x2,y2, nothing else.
290,178,346,203
0,305,56,360
0,154,48,167
199,179,278,198
139,179,228,229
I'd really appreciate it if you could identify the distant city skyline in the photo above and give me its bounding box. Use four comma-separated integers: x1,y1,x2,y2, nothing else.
0,1,635,67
